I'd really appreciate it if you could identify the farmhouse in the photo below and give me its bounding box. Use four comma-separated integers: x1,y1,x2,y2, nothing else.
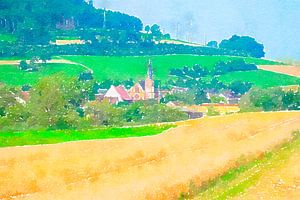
104,85,132,104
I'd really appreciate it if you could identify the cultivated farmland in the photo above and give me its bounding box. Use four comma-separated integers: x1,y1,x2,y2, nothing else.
1,112,300,199
259,65,300,77
219,70,300,88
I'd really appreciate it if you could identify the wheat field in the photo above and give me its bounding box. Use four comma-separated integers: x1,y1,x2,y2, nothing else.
1,112,300,200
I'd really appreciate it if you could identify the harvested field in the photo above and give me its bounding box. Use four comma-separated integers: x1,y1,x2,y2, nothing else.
186,104,240,115
1,112,300,200
234,138,300,200
259,65,300,77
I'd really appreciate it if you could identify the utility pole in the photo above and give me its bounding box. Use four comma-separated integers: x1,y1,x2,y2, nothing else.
103,0,107,29
103,8,106,29
176,22,179,40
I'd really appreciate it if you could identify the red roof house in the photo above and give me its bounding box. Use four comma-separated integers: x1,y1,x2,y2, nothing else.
104,85,132,104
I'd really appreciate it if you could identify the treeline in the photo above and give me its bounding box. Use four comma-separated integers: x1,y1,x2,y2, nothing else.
170,60,257,77
0,74,187,132
0,42,249,58
240,87,300,112
168,60,255,90
0,0,142,40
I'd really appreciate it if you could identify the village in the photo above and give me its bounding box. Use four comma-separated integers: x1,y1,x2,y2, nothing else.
93,60,241,119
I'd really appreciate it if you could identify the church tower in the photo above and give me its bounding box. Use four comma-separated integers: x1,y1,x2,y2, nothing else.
145,60,155,99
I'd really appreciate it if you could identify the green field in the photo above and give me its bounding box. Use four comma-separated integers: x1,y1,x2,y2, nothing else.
62,55,280,82
0,33,17,43
0,63,85,86
180,131,300,200
0,54,292,87
0,125,173,148
219,70,300,88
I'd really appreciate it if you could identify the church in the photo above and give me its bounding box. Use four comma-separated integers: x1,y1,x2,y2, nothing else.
128,60,156,101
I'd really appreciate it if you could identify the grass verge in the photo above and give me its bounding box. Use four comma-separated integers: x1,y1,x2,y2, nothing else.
0,124,174,148
179,131,300,200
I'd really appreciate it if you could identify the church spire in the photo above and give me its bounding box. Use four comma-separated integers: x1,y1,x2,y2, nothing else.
147,59,153,80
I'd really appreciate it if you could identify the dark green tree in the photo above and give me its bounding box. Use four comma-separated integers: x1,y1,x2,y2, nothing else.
220,35,265,58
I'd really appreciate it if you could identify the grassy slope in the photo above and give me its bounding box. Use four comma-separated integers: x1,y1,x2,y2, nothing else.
0,125,172,148
62,55,279,82
0,63,85,86
181,132,300,200
0,33,17,43
219,70,300,88
0,54,293,87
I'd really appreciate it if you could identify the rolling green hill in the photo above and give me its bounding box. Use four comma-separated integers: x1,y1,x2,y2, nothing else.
0,63,85,86
0,54,295,88
61,54,280,82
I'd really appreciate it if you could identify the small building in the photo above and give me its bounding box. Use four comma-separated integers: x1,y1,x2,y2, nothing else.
220,90,241,105
104,85,132,104
95,89,108,102
206,89,241,105
170,86,189,94
158,89,169,98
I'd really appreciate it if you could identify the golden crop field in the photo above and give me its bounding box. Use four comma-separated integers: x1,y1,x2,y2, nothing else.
259,65,300,77
186,104,240,115
1,112,300,200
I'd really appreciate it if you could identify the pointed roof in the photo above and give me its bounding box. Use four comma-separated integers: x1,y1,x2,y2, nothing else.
147,59,153,80
115,85,132,101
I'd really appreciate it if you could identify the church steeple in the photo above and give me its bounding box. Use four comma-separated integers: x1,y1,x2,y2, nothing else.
147,59,153,80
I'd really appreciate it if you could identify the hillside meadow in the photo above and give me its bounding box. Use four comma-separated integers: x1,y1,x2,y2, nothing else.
0,63,85,86
61,54,280,81
0,54,295,88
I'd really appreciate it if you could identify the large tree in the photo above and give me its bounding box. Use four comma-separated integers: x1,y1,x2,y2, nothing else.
27,74,81,129
219,35,265,58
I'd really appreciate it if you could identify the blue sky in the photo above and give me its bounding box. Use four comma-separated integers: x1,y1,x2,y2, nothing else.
94,0,300,60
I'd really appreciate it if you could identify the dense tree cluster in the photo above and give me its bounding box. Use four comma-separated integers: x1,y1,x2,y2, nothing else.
0,42,250,58
214,60,257,75
240,87,300,112
219,35,265,58
0,0,142,45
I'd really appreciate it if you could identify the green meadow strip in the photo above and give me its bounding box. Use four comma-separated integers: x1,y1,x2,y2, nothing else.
0,124,174,148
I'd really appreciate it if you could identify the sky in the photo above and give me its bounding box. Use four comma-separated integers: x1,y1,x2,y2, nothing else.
94,0,300,60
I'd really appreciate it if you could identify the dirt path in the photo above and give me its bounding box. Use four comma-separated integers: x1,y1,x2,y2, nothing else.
1,112,300,200
0,59,92,72
258,65,300,77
